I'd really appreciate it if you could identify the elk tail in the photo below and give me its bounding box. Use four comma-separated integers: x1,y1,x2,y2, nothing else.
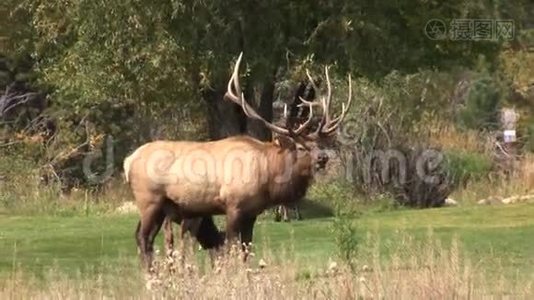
122,144,149,183
123,153,134,183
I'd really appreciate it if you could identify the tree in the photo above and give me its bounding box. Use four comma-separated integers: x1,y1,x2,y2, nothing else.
3,0,527,188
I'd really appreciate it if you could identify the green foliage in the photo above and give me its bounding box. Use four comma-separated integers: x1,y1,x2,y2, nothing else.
458,73,504,130
13,0,517,104
341,73,460,207
1,0,530,191
332,214,360,266
498,46,534,153
366,193,401,213
379,69,464,125
443,149,494,186
524,122,534,153
309,180,359,214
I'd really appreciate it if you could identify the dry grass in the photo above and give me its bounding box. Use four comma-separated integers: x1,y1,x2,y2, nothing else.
415,117,534,204
519,153,534,191
0,172,132,215
423,118,493,154
451,176,531,204
1,232,532,300
450,153,534,204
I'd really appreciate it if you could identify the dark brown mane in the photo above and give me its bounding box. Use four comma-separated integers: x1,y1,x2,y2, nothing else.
266,146,313,206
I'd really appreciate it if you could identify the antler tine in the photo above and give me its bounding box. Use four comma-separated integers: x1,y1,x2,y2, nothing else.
225,52,244,103
305,69,328,132
226,55,255,120
323,74,352,134
297,96,321,107
324,66,332,125
292,99,315,135
305,70,320,97
225,52,291,137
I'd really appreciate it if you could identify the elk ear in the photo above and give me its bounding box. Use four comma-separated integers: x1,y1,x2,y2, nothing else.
274,135,296,149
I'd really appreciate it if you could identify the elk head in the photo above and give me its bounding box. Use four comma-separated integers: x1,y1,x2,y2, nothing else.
224,52,352,175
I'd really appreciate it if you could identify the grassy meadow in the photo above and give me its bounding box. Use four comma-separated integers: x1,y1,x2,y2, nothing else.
1,200,533,298
1,133,534,298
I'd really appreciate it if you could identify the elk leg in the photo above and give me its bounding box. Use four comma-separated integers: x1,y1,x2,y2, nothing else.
179,221,190,256
147,211,165,257
225,209,242,250
137,205,165,271
163,217,174,257
295,204,302,220
135,220,142,254
239,216,257,261
282,205,290,222
274,206,282,222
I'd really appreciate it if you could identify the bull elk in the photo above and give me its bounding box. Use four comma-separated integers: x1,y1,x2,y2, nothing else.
123,52,352,270
274,203,301,222
162,216,225,265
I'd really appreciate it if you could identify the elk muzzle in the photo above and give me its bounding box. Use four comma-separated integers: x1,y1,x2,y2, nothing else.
314,150,329,171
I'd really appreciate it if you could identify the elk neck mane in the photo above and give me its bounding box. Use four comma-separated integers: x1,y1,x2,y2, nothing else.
216,135,314,205
264,140,313,206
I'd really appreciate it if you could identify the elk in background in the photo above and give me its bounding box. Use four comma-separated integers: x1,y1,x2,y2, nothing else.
123,52,352,270
273,78,322,222
162,216,225,265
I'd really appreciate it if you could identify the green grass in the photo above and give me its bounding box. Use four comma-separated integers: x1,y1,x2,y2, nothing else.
355,204,534,278
1,204,533,280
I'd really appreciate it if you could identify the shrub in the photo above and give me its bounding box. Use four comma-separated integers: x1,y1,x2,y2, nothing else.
389,146,454,208
308,179,358,214
332,212,360,268
457,72,504,130
525,122,534,153
443,149,494,187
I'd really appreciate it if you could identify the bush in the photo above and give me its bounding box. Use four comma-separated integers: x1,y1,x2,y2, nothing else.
308,180,359,214
332,213,360,267
525,122,534,153
457,72,504,130
443,149,494,187
390,146,454,208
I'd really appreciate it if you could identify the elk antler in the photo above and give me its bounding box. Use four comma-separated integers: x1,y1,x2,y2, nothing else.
306,67,352,139
224,52,316,139
225,52,352,141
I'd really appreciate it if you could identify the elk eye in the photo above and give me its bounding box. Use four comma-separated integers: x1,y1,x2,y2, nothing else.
296,145,306,151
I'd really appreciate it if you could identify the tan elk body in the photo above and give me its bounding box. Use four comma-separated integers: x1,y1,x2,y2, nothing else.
124,53,352,270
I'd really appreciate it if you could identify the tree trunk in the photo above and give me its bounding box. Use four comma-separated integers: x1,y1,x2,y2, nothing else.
201,65,278,142
246,79,275,142
247,68,277,141
202,86,247,140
